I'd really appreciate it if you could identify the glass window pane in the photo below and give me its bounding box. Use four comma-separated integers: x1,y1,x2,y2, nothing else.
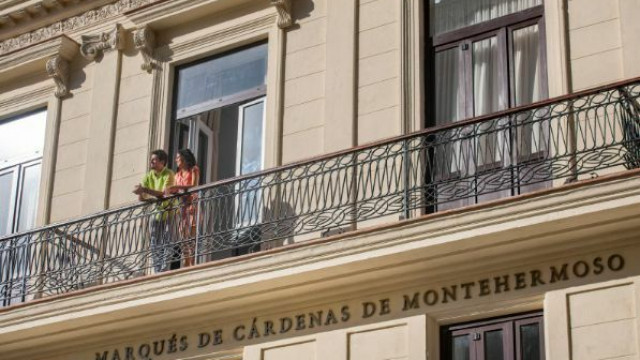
484,329,505,360
198,130,209,185
473,36,504,167
436,47,463,125
513,24,541,107
16,162,42,232
430,0,543,36
452,335,471,360
0,171,16,236
520,323,541,360
176,43,268,115
473,36,503,117
239,100,265,175
237,99,265,226
0,110,47,166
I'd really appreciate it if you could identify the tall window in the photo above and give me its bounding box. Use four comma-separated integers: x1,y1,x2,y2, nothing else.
171,42,268,257
0,110,46,237
441,312,544,360
172,42,268,184
427,0,548,209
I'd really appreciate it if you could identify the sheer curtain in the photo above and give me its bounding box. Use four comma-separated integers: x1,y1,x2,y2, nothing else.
430,0,543,36
432,0,545,206
513,24,545,158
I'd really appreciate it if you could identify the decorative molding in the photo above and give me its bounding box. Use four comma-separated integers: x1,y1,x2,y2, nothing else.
45,55,70,97
0,0,93,30
0,85,54,111
154,13,276,61
79,23,123,61
270,0,293,29
133,25,155,72
0,34,77,85
0,0,161,56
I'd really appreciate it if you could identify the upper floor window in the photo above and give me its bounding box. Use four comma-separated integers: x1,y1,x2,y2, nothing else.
171,42,268,184
0,110,46,236
426,0,549,210
429,0,547,125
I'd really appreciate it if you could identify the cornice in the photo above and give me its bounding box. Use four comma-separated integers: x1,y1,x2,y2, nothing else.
0,0,295,57
0,34,77,95
0,0,113,38
0,0,161,56
0,33,77,71
0,1,88,24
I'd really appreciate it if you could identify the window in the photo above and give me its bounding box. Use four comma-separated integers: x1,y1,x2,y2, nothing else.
441,312,544,360
171,42,268,257
171,42,268,184
0,110,47,236
426,0,549,210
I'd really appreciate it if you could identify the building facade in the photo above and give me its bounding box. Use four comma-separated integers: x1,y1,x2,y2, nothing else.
0,0,640,359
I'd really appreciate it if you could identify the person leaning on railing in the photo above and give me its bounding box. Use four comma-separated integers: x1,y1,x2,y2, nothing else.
165,148,200,268
133,149,176,273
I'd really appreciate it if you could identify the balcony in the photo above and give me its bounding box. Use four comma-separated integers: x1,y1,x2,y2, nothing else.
1,78,639,307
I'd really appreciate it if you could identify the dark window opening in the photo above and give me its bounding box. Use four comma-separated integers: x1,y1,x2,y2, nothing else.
441,312,545,360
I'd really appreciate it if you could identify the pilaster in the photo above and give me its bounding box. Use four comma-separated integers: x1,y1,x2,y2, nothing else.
80,23,125,213
324,0,357,152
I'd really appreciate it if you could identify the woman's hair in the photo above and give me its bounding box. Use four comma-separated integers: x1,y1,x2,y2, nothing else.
178,148,197,169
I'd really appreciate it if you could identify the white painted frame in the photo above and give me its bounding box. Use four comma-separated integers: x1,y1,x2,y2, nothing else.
0,166,19,236
235,96,267,227
194,116,215,184
235,96,267,177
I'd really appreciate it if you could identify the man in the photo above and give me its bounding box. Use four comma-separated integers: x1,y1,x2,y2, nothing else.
133,150,177,273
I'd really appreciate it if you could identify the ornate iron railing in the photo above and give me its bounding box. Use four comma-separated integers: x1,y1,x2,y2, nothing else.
1,79,640,306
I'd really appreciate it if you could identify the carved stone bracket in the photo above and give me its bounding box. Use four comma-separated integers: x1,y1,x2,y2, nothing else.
133,26,156,73
270,0,293,29
80,24,125,62
46,55,70,98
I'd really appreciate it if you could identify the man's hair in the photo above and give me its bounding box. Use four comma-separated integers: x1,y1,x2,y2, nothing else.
151,149,169,165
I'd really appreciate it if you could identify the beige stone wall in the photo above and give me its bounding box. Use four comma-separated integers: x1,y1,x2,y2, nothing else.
358,0,402,144
244,316,426,360
109,47,153,208
281,0,327,164
568,0,640,90
546,276,640,360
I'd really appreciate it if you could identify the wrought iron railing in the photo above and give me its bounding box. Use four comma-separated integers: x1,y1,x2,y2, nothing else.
1,79,640,306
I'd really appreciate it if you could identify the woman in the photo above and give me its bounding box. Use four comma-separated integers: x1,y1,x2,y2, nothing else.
166,149,200,267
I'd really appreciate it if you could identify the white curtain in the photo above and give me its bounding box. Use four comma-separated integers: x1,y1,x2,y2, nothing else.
432,0,545,206
513,24,545,156
430,0,543,36
473,36,504,167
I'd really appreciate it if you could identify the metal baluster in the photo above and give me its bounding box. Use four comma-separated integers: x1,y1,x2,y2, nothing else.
402,138,411,220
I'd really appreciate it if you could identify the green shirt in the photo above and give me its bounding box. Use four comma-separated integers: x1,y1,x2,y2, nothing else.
142,167,174,193
141,167,175,213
